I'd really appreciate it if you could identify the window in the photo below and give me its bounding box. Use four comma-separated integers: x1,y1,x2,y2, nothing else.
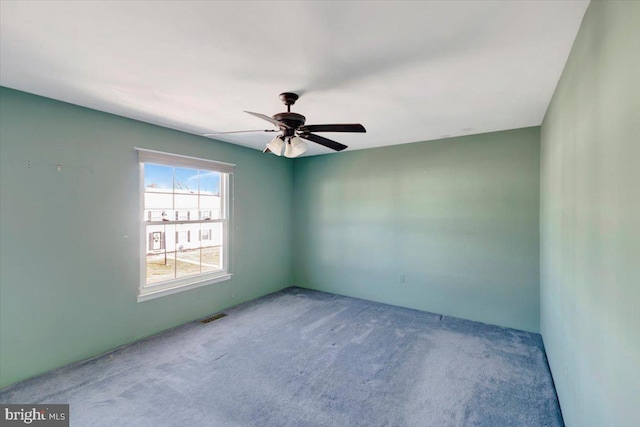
150,231,164,250
137,148,234,302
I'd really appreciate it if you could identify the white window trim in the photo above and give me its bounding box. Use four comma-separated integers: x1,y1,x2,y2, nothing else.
135,148,234,302
137,273,232,302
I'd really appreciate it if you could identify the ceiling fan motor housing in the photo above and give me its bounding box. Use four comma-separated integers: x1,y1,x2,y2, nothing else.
273,112,306,136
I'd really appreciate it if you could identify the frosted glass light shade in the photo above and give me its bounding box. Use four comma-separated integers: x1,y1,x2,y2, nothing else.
284,136,308,158
266,136,285,156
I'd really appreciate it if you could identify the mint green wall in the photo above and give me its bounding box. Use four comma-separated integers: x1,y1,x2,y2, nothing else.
0,87,293,388
293,128,541,332
540,1,640,426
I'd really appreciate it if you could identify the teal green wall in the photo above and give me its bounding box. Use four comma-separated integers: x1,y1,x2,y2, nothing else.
293,127,541,332
540,1,640,426
0,87,293,388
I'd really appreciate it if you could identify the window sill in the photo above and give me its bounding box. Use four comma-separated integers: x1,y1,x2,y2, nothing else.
137,273,232,302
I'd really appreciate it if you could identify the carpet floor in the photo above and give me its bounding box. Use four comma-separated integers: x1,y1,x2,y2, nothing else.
0,287,563,426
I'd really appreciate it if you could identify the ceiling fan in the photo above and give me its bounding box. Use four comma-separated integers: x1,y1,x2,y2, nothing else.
204,92,366,157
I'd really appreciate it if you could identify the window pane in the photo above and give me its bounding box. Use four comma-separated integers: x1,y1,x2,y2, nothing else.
147,252,176,284
201,247,222,273
144,209,175,222
201,223,222,246
200,195,221,220
146,224,176,284
144,164,174,213
175,223,201,278
144,164,173,190
145,191,174,210
199,170,220,195
145,210,163,222
201,223,223,273
174,167,198,192
175,194,198,211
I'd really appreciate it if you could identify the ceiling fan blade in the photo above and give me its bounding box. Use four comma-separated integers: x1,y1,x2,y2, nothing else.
204,129,278,135
244,111,287,128
298,124,366,133
298,133,348,151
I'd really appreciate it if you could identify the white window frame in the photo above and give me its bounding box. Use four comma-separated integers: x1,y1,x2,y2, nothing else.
136,148,234,302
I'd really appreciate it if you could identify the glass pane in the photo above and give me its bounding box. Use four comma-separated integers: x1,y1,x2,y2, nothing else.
145,192,174,211
201,223,223,273
146,224,176,284
174,167,199,192
175,223,201,278
144,164,173,190
199,170,220,195
201,223,222,246
144,209,175,222
175,194,198,211
200,195,221,220
147,252,176,284
201,246,222,273
144,164,174,211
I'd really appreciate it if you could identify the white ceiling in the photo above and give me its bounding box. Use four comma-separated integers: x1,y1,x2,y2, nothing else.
0,1,589,156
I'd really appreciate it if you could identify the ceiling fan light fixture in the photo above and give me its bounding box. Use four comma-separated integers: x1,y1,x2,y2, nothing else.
284,136,307,158
223,93,364,153
266,136,285,156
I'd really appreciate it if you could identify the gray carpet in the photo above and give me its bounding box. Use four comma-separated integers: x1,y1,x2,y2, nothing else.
0,287,563,426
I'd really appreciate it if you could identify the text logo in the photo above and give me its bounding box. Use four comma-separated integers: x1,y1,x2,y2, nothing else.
1,405,69,426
